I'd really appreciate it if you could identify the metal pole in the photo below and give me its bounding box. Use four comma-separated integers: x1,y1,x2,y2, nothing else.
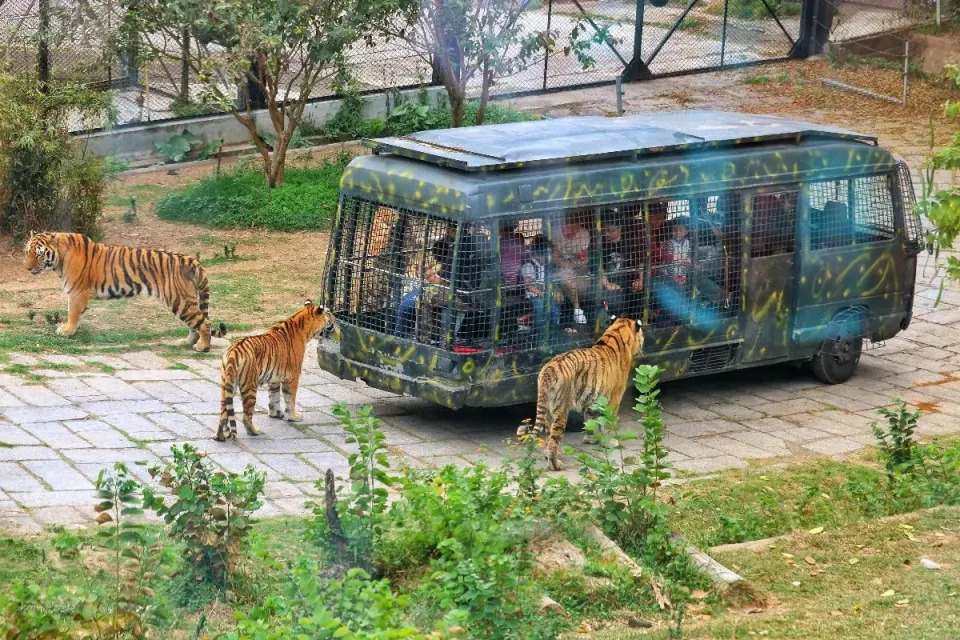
542,0,553,91
37,0,50,92
937,0,941,25
720,0,729,66
616,76,623,116
902,38,909,107
633,0,645,70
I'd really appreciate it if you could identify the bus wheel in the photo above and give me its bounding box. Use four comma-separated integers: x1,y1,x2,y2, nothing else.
811,336,862,384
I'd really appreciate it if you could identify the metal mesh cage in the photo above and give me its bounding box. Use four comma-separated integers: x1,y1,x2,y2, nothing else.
809,174,897,250
751,190,797,258
897,161,923,245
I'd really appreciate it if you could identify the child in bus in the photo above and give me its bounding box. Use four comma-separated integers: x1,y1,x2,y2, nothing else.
519,234,561,333
667,219,692,284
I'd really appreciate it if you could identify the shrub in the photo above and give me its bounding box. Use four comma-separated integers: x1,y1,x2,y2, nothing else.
705,0,801,20
0,74,109,239
155,153,350,231
143,443,266,588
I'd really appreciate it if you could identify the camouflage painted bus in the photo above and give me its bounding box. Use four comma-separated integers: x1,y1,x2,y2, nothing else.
318,111,923,409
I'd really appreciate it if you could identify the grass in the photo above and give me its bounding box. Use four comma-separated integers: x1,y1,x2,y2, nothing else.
154,154,350,232
747,74,771,85
704,0,802,20
105,183,178,208
209,274,263,312
0,315,188,360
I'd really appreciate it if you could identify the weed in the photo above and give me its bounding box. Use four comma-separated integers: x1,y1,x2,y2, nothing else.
747,75,771,85
776,71,790,83
122,197,137,223
89,361,117,375
155,155,350,231
143,443,266,589
155,129,202,164
705,0,800,20
168,362,189,371
873,399,921,474
677,17,703,30
2,363,45,382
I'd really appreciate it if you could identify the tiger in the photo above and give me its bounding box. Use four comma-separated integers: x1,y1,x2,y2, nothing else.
518,316,644,471
24,232,225,351
215,302,336,442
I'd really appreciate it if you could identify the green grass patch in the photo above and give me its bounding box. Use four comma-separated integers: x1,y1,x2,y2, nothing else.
704,0,801,19
209,274,263,312
168,362,190,371
88,361,117,374
0,316,186,359
747,74,771,85
155,155,349,232
105,183,177,208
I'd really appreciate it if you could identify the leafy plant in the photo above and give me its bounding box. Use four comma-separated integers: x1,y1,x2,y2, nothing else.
155,154,351,231
154,129,202,164
123,197,138,224
199,137,224,161
143,443,266,588
872,399,921,475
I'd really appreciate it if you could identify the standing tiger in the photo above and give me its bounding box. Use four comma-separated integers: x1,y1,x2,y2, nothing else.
518,317,644,471
24,232,225,351
215,302,336,442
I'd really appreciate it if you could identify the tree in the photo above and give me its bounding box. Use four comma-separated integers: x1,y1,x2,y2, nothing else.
386,0,615,127
922,65,960,282
121,0,402,187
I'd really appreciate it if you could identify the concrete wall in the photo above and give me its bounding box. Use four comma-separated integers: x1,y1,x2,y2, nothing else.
80,86,448,166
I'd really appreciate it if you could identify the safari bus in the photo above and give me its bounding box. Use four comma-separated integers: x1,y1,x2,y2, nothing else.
316,111,924,409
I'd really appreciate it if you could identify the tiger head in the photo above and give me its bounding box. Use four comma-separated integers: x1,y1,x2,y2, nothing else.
300,300,337,340
24,232,59,275
606,315,644,356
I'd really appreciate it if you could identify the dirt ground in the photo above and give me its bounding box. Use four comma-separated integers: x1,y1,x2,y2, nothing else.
1,57,955,337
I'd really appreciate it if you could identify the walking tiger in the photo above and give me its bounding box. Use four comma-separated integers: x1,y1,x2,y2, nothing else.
24,232,225,351
215,302,336,441
518,316,644,470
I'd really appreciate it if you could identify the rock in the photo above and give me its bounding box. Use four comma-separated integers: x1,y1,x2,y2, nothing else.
627,616,653,629
920,557,941,570
532,536,586,573
539,594,565,615
584,576,615,592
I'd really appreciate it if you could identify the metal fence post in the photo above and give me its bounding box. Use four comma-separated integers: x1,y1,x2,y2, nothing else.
720,0,729,66
902,39,909,107
622,0,651,82
38,0,50,92
542,0,553,91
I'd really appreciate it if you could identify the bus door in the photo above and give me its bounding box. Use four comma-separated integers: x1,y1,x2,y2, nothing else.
742,188,800,363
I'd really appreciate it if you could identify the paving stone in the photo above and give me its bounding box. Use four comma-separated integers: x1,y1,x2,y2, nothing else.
147,413,207,438
79,428,137,449
264,481,305,498
100,413,171,439
31,506,91,526
301,451,350,474
6,385,71,407
672,455,749,474
119,351,171,369
723,431,793,453
665,419,743,439
660,404,721,421
79,399,168,416
766,426,837,443
145,439,237,458
0,446,60,461
82,377,150,400
0,423,41,445
29,422,92,449
46,378,101,400
133,381,202,403
801,390,874,412
74,462,155,485
0,388,25,408
3,405,90,425
82,355,134,370
419,455,472,469
394,440,486,458
758,398,828,416
62,448,159,465
9,490,99,507
314,384,377,405
271,497,309,514
783,411,868,436
0,507,43,534
172,379,222,403
698,435,788,459
295,387,334,409
207,452,272,475
801,437,865,456
662,435,725,459
22,460,93,491
169,402,219,416
705,403,765,421
261,455,326,481
739,417,798,433
117,369,197,382
241,437,335,454
0,462,45,491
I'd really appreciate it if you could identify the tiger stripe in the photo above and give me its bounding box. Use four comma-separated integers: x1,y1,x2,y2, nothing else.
521,317,644,471
24,232,226,350
215,303,336,441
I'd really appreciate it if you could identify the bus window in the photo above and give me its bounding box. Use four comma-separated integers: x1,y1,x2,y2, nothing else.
809,175,897,250
650,198,695,327
499,217,544,351
751,191,798,258
598,203,645,322
694,192,741,319
549,208,595,347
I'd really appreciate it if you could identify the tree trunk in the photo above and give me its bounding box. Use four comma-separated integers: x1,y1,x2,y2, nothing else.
476,58,492,126
449,87,466,128
180,29,190,102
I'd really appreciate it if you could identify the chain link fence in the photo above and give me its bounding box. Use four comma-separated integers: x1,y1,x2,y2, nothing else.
0,0,945,133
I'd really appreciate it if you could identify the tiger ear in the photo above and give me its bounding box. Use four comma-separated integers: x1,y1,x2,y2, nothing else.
635,319,642,332
304,299,313,307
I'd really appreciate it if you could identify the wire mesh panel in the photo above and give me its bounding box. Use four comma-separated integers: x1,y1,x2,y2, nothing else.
547,207,597,348
649,198,695,327
897,161,923,246
598,203,645,322
694,191,741,320
751,191,798,258
809,175,897,250
499,217,543,352
452,222,496,353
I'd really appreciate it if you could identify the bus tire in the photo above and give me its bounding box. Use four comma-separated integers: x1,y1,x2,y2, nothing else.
811,335,862,384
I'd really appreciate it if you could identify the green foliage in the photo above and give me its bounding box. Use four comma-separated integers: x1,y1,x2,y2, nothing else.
154,154,350,231
746,74,771,85
705,0,801,20
169,98,219,118
921,65,960,280
123,197,138,224
155,129,202,164
872,399,921,474
566,365,672,560
224,564,424,639
199,137,224,160
0,74,109,239
143,443,266,588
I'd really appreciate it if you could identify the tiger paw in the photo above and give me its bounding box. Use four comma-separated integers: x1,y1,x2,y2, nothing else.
192,340,211,353
186,330,200,346
55,324,77,337
244,423,262,436
582,433,595,445
546,455,564,471
285,410,301,422
269,410,284,419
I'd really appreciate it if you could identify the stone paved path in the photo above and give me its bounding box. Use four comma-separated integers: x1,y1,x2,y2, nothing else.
2,259,960,533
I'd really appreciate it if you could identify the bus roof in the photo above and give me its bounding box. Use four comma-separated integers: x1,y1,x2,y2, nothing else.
364,110,877,172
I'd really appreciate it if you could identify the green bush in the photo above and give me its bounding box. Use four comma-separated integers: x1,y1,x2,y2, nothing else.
705,0,801,20
155,154,350,231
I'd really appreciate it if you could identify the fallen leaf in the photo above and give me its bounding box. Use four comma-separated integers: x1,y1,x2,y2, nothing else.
830,610,843,617
872,578,884,585
809,526,825,535
791,581,801,587
881,589,896,597
691,589,708,600
745,607,764,614
905,533,917,541
899,523,914,530
804,556,817,565
848,558,860,565
782,552,795,559
934,532,946,538
895,599,910,608
785,558,795,565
